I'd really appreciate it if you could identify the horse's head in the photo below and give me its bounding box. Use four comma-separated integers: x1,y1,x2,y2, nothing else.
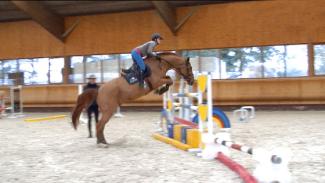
179,57,194,85
159,53,194,85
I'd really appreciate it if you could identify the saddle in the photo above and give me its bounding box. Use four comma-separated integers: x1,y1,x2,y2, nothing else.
121,64,151,85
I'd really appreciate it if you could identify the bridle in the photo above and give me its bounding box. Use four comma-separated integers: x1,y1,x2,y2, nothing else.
158,56,192,81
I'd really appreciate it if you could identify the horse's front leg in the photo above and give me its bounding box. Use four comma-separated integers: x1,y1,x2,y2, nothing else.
155,76,174,95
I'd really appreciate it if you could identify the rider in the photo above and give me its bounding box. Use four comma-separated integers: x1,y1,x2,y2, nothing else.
122,33,163,87
83,74,100,138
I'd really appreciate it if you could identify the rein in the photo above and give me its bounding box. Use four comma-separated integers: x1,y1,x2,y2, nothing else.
158,56,188,70
157,55,191,81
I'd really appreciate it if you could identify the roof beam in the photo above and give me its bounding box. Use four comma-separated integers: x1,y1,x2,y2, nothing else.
151,1,177,35
11,1,64,42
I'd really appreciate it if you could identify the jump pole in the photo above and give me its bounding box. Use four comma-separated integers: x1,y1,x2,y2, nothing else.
25,115,67,122
214,138,282,164
216,152,258,183
209,137,291,183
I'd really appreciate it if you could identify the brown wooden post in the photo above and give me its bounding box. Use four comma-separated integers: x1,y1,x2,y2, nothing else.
63,56,71,84
308,43,315,76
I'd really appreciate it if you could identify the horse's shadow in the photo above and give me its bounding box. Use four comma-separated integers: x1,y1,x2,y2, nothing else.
107,135,128,147
95,135,151,149
93,135,128,148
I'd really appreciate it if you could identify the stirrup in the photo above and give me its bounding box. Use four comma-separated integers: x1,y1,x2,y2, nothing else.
122,68,131,74
139,81,145,88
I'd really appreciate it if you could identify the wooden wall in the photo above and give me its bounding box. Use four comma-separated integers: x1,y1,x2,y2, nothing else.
214,77,325,105
0,0,325,59
0,0,325,107
1,77,324,108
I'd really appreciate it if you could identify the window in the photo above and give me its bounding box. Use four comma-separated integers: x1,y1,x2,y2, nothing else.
220,45,307,79
49,58,64,83
2,60,18,85
181,50,220,79
1,57,65,85
18,58,49,85
181,45,308,79
314,45,325,75
85,55,102,82
280,45,308,77
70,56,85,83
120,54,133,70
0,43,314,86
102,54,119,82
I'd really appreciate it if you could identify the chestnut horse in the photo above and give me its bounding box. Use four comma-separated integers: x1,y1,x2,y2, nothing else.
72,53,194,146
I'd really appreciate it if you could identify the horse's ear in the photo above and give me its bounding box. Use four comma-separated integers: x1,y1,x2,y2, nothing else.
186,57,190,62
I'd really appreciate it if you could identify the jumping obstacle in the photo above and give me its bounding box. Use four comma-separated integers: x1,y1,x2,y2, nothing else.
0,91,5,118
200,126,291,183
154,73,260,182
156,116,291,183
24,115,67,122
156,74,231,151
192,107,231,128
216,140,291,183
154,73,291,183
6,85,24,118
233,106,255,123
214,138,282,164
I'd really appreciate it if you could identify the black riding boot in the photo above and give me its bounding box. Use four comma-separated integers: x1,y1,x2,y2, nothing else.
138,70,145,88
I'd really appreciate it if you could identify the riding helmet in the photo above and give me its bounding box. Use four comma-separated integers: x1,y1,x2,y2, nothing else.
151,33,164,41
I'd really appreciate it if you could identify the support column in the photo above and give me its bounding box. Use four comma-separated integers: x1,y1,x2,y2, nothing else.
308,43,315,77
63,56,71,84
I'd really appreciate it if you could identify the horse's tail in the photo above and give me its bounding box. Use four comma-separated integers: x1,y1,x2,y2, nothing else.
71,89,98,130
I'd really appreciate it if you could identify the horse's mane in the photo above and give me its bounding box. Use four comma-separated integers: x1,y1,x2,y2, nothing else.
145,52,181,64
157,52,178,56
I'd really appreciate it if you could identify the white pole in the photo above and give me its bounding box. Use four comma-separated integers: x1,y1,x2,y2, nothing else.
163,92,167,110
188,84,194,120
19,85,23,114
198,74,203,133
114,107,124,118
207,74,213,135
183,83,191,121
78,84,83,94
178,78,185,118
10,86,14,114
168,84,175,122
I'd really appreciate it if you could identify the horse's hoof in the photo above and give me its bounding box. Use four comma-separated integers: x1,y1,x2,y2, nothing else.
97,143,109,148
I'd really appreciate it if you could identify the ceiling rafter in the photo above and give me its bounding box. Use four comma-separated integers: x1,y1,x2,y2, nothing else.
11,1,65,42
151,1,177,35
151,1,199,35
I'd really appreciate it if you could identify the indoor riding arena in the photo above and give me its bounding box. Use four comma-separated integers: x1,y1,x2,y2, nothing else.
0,1,324,183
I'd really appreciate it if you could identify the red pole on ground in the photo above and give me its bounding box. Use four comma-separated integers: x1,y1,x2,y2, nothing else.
216,152,258,183
174,117,198,128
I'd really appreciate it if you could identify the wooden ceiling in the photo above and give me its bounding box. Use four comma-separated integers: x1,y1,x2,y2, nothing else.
0,1,255,42
0,1,253,22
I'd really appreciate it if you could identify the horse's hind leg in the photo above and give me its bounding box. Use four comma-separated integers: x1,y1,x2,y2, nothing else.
96,104,117,147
